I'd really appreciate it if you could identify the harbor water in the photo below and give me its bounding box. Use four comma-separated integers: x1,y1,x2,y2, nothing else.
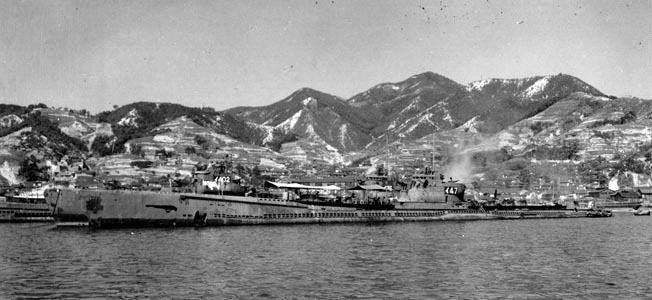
1,215,652,299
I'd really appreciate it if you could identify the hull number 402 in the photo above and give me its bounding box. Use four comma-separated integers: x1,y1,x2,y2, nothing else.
215,176,231,183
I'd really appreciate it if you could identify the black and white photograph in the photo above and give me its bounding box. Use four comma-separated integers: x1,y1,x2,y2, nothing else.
1,0,652,299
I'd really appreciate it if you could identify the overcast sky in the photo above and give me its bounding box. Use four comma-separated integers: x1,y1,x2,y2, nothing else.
1,0,651,112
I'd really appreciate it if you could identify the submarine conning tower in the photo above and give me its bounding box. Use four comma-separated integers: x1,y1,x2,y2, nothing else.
443,182,466,203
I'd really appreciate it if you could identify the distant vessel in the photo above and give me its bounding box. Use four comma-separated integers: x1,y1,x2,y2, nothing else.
585,187,643,211
45,170,611,228
594,199,643,211
0,187,54,222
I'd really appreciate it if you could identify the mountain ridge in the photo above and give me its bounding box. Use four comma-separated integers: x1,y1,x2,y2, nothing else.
4,71,649,186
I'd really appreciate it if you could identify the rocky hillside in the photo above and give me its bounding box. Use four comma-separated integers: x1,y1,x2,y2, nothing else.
95,102,297,152
347,72,467,150
496,92,651,159
2,71,652,186
459,74,606,133
228,72,607,154
227,88,373,152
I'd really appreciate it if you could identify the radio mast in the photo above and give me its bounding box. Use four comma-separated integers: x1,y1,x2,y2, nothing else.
431,132,435,172
385,134,389,175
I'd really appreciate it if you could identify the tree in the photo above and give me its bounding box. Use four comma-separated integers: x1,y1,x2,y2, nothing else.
155,149,174,159
194,135,209,150
558,140,580,160
18,155,47,182
645,152,652,162
529,122,547,134
235,164,246,177
130,160,154,169
506,158,529,171
185,146,197,155
497,147,512,163
249,165,276,186
91,135,115,156
267,132,300,152
621,110,637,124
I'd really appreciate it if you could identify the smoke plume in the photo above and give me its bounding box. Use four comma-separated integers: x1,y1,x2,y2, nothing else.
442,149,475,184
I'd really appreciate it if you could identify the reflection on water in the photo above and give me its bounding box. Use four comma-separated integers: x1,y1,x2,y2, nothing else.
2,216,652,299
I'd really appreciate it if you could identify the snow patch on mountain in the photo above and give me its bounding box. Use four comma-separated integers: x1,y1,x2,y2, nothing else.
387,120,397,130
325,143,338,152
277,110,302,131
323,143,344,164
442,108,453,124
305,124,317,138
399,99,422,115
458,116,481,133
302,97,317,107
408,81,423,90
522,76,551,98
261,126,275,144
389,101,448,136
239,119,276,144
339,124,349,147
466,79,494,91
468,77,540,92
118,109,140,127
404,113,435,135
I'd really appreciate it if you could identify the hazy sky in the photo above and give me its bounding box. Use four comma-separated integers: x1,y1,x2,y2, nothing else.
1,0,651,112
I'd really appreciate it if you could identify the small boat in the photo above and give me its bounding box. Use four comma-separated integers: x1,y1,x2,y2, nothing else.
633,210,650,216
586,209,613,218
0,187,54,222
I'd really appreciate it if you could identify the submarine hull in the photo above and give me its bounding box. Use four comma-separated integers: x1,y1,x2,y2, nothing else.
45,188,607,228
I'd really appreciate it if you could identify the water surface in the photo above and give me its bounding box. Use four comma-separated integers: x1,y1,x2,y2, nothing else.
1,215,651,299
